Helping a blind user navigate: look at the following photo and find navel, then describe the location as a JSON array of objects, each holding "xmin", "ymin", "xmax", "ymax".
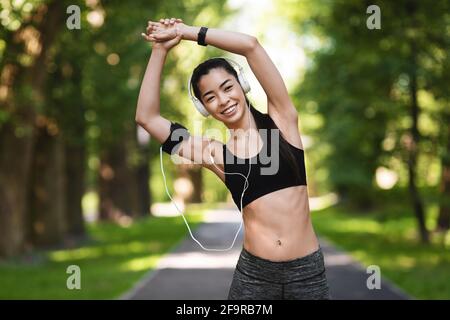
[{"xmin": 277, "ymin": 239, "xmax": 282, "ymax": 246}]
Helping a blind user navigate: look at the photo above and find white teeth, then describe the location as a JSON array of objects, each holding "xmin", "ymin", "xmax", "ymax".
[{"xmin": 222, "ymin": 104, "xmax": 236, "ymax": 115}]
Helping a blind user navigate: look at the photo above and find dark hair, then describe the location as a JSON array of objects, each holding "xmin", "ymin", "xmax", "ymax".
[{"xmin": 190, "ymin": 58, "xmax": 302, "ymax": 182}]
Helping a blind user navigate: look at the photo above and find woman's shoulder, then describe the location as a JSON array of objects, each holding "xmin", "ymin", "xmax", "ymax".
[{"xmin": 266, "ymin": 108, "xmax": 304, "ymax": 150}]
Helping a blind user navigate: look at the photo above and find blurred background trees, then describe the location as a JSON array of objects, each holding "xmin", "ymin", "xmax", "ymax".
[
  {"xmin": 0, "ymin": 0, "xmax": 229, "ymax": 257},
  {"xmin": 277, "ymin": 0, "xmax": 449, "ymax": 244},
  {"xmin": 0, "ymin": 0, "xmax": 448, "ymax": 259}
]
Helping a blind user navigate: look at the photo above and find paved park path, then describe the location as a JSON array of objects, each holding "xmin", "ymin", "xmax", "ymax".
[{"xmin": 120, "ymin": 205, "xmax": 410, "ymax": 300}]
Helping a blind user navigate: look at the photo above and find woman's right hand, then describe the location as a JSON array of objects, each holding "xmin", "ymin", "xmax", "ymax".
[{"xmin": 141, "ymin": 17, "xmax": 184, "ymax": 52}]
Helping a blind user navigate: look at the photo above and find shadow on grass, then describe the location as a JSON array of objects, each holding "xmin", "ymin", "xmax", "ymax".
[
  {"xmin": 312, "ymin": 203, "xmax": 450, "ymax": 299},
  {"xmin": 0, "ymin": 210, "xmax": 205, "ymax": 299}
]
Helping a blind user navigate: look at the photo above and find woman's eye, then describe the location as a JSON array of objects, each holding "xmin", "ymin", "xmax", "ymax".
[{"xmin": 206, "ymin": 86, "xmax": 231, "ymax": 102}]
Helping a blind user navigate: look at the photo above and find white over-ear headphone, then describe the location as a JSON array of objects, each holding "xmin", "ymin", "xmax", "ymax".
[{"xmin": 187, "ymin": 57, "xmax": 251, "ymax": 117}]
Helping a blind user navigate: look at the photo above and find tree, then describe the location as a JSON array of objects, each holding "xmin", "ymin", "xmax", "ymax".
[
  {"xmin": 0, "ymin": 0, "xmax": 67, "ymax": 256},
  {"xmin": 281, "ymin": 0, "xmax": 448, "ymax": 243}
]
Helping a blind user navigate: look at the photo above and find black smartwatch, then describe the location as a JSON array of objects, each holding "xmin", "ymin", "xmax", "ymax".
[{"xmin": 197, "ymin": 26, "xmax": 208, "ymax": 46}]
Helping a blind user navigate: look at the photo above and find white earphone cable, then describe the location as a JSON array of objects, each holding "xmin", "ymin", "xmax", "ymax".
[{"xmin": 159, "ymin": 103, "xmax": 252, "ymax": 251}]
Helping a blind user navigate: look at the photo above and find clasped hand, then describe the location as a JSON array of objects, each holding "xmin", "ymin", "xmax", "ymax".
[{"xmin": 141, "ymin": 17, "xmax": 185, "ymax": 51}]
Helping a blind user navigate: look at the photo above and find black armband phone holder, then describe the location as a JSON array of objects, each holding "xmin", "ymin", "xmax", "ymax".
[{"xmin": 161, "ymin": 122, "xmax": 190, "ymax": 155}]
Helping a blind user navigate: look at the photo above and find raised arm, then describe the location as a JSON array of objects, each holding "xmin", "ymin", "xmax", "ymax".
[
  {"xmin": 244, "ymin": 41, "xmax": 298, "ymax": 121},
  {"xmin": 180, "ymin": 25, "xmax": 257, "ymax": 57},
  {"xmin": 136, "ymin": 20, "xmax": 225, "ymax": 174},
  {"xmin": 135, "ymin": 47, "xmax": 172, "ymax": 144},
  {"xmin": 148, "ymin": 19, "xmax": 298, "ymax": 121}
]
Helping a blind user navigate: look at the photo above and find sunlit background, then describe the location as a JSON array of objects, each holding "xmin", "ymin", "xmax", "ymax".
[{"xmin": 0, "ymin": 0, "xmax": 449, "ymax": 300}]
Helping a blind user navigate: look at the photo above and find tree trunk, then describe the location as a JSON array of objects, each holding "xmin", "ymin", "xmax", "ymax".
[
  {"xmin": 65, "ymin": 140, "xmax": 86, "ymax": 237},
  {"xmin": 0, "ymin": 0, "xmax": 64, "ymax": 256},
  {"xmin": 437, "ymin": 112, "xmax": 450, "ymax": 231},
  {"xmin": 407, "ymin": 43, "xmax": 429, "ymax": 243},
  {"xmin": 0, "ymin": 118, "xmax": 35, "ymax": 257},
  {"xmin": 176, "ymin": 164, "xmax": 203, "ymax": 203},
  {"xmin": 98, "ymin": 149, "xmax": 120, "ymax": 221},
  {"xmin": 135, "ymin": 142, "xmax": 152, "ymax": 217},
  {"xmin": 187, "ymin": 167, "xmax": 203, "ymax": 203},
  {"xmin": 28, "ymin": 125, "xmax": 67, "ymax": 246},
  {"xmin": 98, "ymin": 136, "xmax": 141, "ymax": 220}
]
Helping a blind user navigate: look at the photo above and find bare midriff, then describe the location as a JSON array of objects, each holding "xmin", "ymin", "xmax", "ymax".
[{"xmin": 242, "ymin": 185, "xmax": 320, "ymax": 262}]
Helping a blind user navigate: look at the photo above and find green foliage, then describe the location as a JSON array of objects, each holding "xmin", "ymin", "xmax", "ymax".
[
  {"xmin": 312, "ymin": 196, "xmax": 450, "ymax": 299},
  {"xmin": 280, "ymin": 0, "xmax": 449, "ymax": 207},
  {"xmin": 0, "ymin": 207, "xmax": 204, "ymax": 299}
]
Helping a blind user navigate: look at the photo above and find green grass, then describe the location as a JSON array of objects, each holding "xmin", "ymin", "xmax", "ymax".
[
  {"xmin": 0, "ymin": 205, "xmax": 206, "ymax": 299},
  {"xmin": 311, "ymin": 202, "xmax": 450, "ymax": 299}
]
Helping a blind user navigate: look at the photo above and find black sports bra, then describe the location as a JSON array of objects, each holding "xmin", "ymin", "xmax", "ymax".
[{"xmin": 223, "ymin": 114, "xmax": 307, "ymax": 210}]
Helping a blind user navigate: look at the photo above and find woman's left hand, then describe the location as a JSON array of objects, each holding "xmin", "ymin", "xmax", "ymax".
[{"xmin": 144, "ymin": 17, "xmax": 185, "ymax": 42}]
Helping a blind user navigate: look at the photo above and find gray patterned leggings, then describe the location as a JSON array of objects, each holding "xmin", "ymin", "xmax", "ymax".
[{"xmin": 228, "ymin": 246, "xmax": 331, "ymax": 300}]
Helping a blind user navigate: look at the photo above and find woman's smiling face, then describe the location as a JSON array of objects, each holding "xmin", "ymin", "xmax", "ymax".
[{"xmin": 197, "ymin": 68, "xmax": 246, "ymax": 123}]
